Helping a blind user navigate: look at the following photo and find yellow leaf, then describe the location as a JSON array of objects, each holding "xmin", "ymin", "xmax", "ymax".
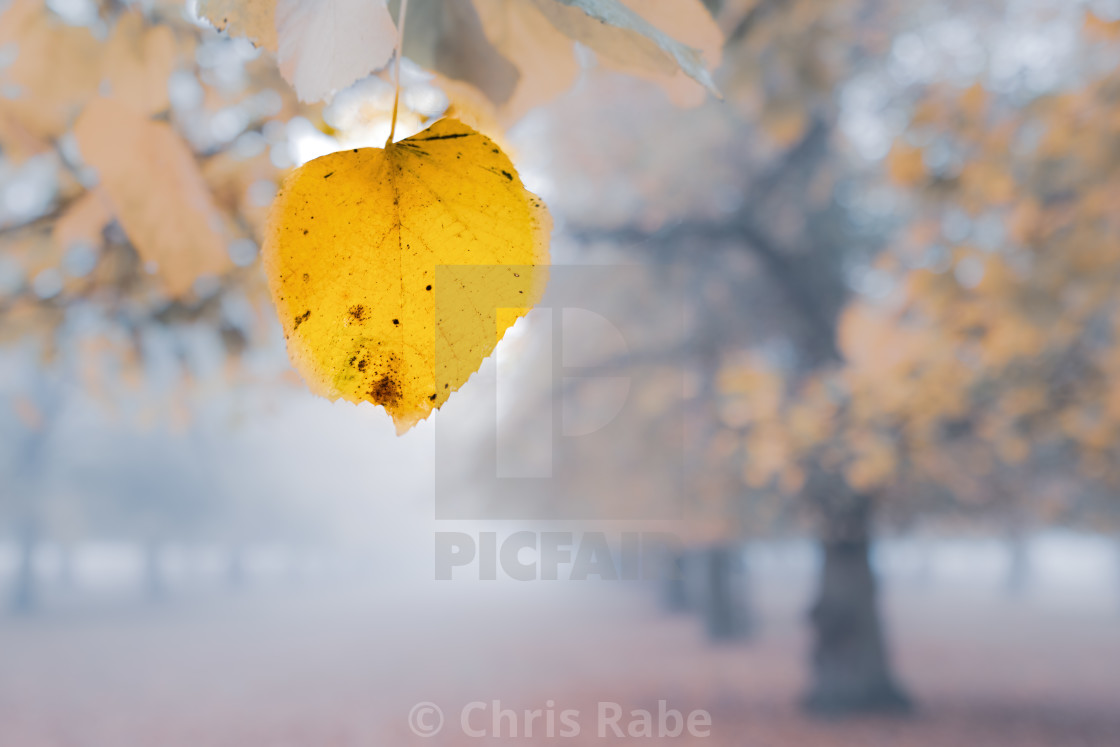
[
  {"xmin": 1084, "ymin": 10, "xmax": 1120, "ymax": 40},
  {"xmin": 843, "ymin": 431, "xmax": 896, "ymax": 492},
  {"xmin": 73, "ymin": 98, "xmax": 232, "ymax": 297},
  {"xmin": 263, "ymin": 118, "xmax": 551, "ymax": 433},
  {"xmin": 959, "ymin": 160, "xmax": 1015, "ymax": 205},
  {"xmin": 958, "ymin": 82, "xmax": 988, "ymax": 121},
  {"xmin": 886, "ymin": 142, "xmax": 925, "ymax": 186}
]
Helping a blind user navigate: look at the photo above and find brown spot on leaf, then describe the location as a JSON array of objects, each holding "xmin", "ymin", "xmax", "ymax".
[
  {"xmin": 348, "ymin": 304, "xmax": 366, "ymax": 321},
  {"xmin": 370, "ymin": 375, "xmax": 401, "ymax": 408}
]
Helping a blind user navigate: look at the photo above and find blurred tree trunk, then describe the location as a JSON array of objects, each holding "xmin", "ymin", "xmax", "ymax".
[
  {"xmin": 9, "ymin": 375, "xmax": 64, "ymax": 615},
  {"xmin": 143, "ymin": 540, "xmax": 166, "ymax": 602},
  {"xmin": 9, "ymin": 515, "xmax": 39, "ymax": 614},
  {"xmin": 703, "ymin": 543, "xmax": 752, "ymax": 641},
  {"xmin": 226, "ymin": 544, "xmax": 247, "ymax": 589},
  {"xmin": 1004, "ymin": 530, "xmax": 1030, "ymax": 596},
  {"xmin": 661, "ymin": 548, "xmax": 692, "ymax": 613},
  {"xmin": 803, "ymin": 500, "xmax": 911, "ymax": 715},
  {"xmin": 10, "ymin": 419, "xmax": 49, "ymax": 615},
  {"xmin": 1114, "ymin": 536, "xmax": 1120, "ymax": 610},
  {"xmin": 912, "ymin": 534, "xmax": 933, "ymax": 588},
  {"xmin": 57, "ymin": 542, "xmax": 77, "ymax": 591}
]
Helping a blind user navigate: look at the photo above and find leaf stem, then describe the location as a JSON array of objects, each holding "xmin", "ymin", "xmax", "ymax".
[{"xmin": 386, "ymin": 0, "xmax": 409, "ymax": 146}]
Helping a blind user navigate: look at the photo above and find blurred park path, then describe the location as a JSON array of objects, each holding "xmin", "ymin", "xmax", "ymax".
[{"xmin": 1, "ymin": 558, "xmax": 1118, "ymax": 747}]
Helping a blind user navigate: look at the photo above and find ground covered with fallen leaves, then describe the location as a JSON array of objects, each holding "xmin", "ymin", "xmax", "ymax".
[{"xmin": 1, "ymin": 567, "xmax": 1117, "ymax": 746}]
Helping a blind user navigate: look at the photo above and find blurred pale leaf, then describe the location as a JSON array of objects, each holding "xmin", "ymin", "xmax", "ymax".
[
  {"xmin": 597, "ymin": 0, "xmax": 723, "ymax": 107},
  {"xmin": 276, "ymin": 0, "xmax": 398, "ymax": 102},
  {"xmin": 197, "ymin": 0, "xmax": 397, "ymax": 102},
  {"xmin": 102, "ymin": 11, "xmax": 180, "ymax": 116},
  {"xmin": 0, "ymin": 102, "xmax": 49, "ymax": 164},
  {"xmin": 472, "ymin": 0, "xmax": 720, "ymax": 122},
  {"xmin": 73, "ymin": 98, "xmax": 231, "ymax": 297},
  {"xmin": 472, "ymin": 0, "xmax": 582, "ymax": 122},
  {"xmin": 533, "ymin": 0, "xmax": 720, "ymax": 95},
  {"xmin": 0, "ymin": 0, "xmax": 102, "ymax": 136},
  {"xmin": 196, "ymin": 0, "xmax": 279, "ymax": 51},
  {"xmin": 52, "ymin": 189, "xmax": 112, "ymax": 253}
]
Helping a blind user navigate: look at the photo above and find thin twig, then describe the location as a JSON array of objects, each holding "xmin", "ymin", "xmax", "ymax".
[{"xmin": 386, "ymin": 0, "xmax": 410, "ymax": 146}]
